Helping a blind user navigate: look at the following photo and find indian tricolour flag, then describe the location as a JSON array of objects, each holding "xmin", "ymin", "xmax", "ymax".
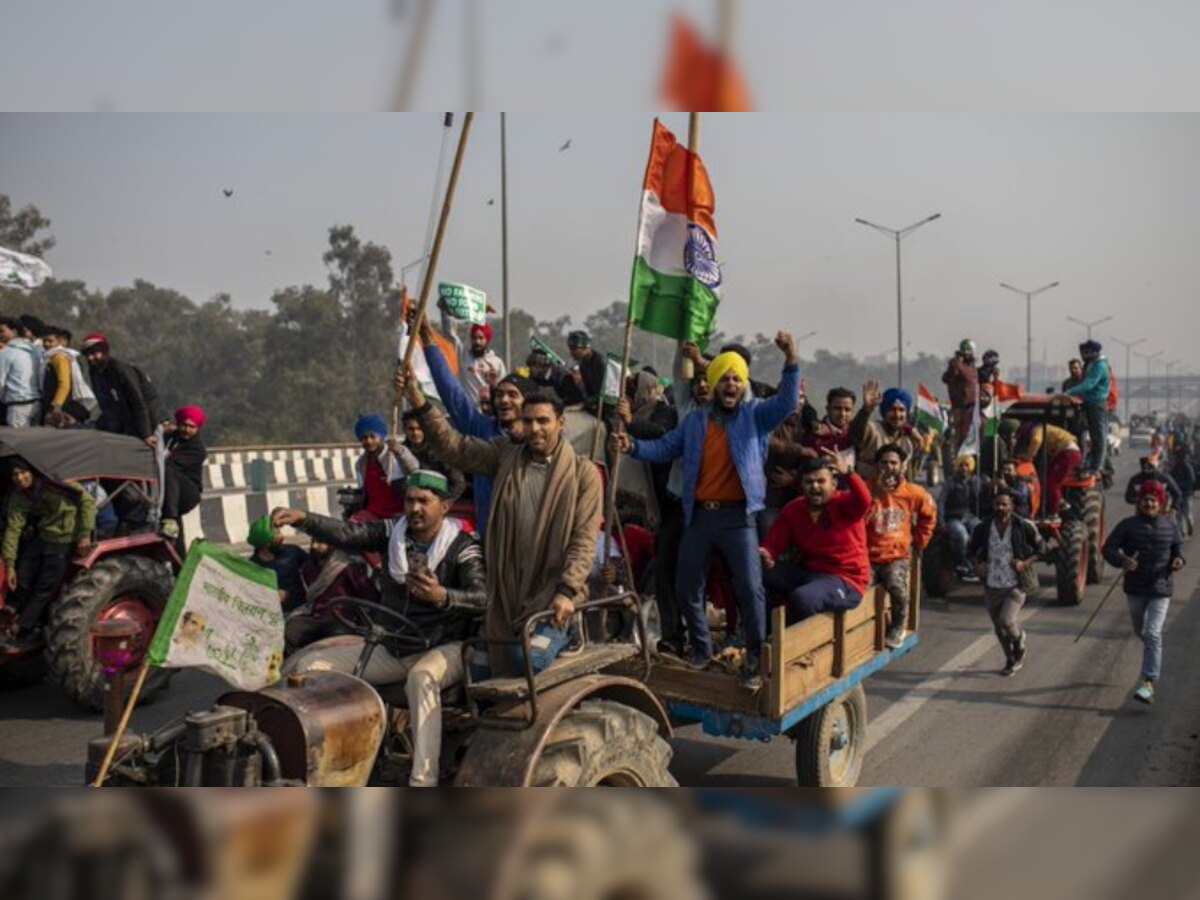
[
  {"xmin": 628, "ymin": 119, "xmax": 721, "ymax": 348},
  {"xmin": 916, "ymin": 384, "xmax": 946, "ymax": 434}
]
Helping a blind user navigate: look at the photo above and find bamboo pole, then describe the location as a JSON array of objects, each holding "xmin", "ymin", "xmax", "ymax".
[
  {"xmin": 395, "ymin": 112, "xmax": 475, "ymax": 411},
  {"xmin": 91, "ymin": 659, "xmax": 152, "ymax": 787},
  {"xmin": 391, "ymin": 0, "xmax": 437, "ymax": 111}
]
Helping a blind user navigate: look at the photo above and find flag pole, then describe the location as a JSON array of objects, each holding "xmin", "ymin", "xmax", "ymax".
[
  {"xmin": 680, "ymin": 112, "xmax": 701, "ymax": 383},
  {"xmin": 90, "ymin": 658, "xmax": 152, "ymax": 787},
  {"xmin": 396, "ymin": 112, "xmax": 475, "ymax": 411},
  {"xmin": 500, "ymin": 112, "xmax": 511, "ymax": 370}
]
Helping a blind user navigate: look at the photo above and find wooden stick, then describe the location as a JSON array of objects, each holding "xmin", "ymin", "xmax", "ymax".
[
  {"xmin": 91, "ymin": 658, "xmax": 152, "ymax": 787},
  {"xmin": 1074, "ymin": 558, "xmax": 1134, "ymax": 643},
  {"xmin": 679, "ymin": 112, "xmax": 702, "ymax": 382},
  {"xmin": 394, "ymin": 112, "xmax": 475, "ymax": 423}
]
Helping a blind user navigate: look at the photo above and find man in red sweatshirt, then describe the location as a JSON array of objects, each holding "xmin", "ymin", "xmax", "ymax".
[{"xmin": 759, "ymin": 450, "xmax": 872, "ymax": 622}]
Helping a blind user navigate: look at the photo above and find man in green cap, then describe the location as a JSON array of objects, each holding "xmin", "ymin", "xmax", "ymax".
[
  {"xmin": 273, "ymin": 469, "xmax": 486, "ymax": 787},
  {"xmin": 247, "ymin": 515, "xmax": 308, "ymax": 612},
  {"xmin": 942, "ymin": 338, "xmax": 980, "ymax": 452}
]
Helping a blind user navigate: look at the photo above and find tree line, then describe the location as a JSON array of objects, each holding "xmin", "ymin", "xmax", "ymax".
[{"xmin": 1, "ymin": 196, "xmax": 952, "ymax": 446}]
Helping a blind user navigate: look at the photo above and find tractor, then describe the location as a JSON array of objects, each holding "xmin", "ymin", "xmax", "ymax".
[{"xmin": 0, "ymin": 427, "xmax": 181, "ymax": 708}]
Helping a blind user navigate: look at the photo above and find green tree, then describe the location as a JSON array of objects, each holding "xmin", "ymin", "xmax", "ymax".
[{"xmin": 0, "ymin": 194, "xmax": 55, "ymax": 257}]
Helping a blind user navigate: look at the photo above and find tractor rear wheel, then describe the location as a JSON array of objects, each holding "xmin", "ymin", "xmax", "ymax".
[
  {"xmin": 1082, "ymin": 489, "xmax": 1106, "ymax": 585},
  {"xmin": 528, "ymin": 699, "xmax": 677, "ymax": 787},
  {"xmin": 793, "ymin": 685, "xmax": 867, "ymax": 787},
  {"xmin": 1055, "ymin": 521, "xmax": 1088, "ymax": 606},
  {"xmin": 46, "ymin": 556, "xmax": 176, "ymax": 711}
]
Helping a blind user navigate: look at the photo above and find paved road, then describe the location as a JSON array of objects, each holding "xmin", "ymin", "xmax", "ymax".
[{"xmin": 2, "ymin": 452, "xmax": 1197, "ymax": 786}]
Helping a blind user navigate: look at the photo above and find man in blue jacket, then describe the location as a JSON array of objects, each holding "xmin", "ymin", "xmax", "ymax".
[
  {"xmin": 612, "ymin": 332, "xmax": 801, "ymax": 690},
  {"xmin": 1102, "ymin": 479, "xmax": 1186, "ymax": 706},
  {"xmin": 1062, "ymin": 340, "xmax": 1112, "ymax": 477}
]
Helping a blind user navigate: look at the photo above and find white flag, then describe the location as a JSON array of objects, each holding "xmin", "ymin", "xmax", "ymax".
[
  {"xmin": 148, "ymin": 543, "xmax": 285, "ymax": 690},
  {"xmin": 602, "ymin": 354, "xmax": 626, "ymax": 405},
  {"xmin": 0, "ymin": 245, "xmax": 53, "ymax": 291}
]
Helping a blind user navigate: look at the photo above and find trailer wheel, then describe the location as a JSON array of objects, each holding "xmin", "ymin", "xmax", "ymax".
[
  {"xmin": 1055, "ymin": 521, "xmax": 1088, "ymax": 607},
  {"xmin": 866, "ymin": 789, "xmax": 949, "ymax": 900},
  {"xmin": 793, "ymin": 685, "xmax": 867, "ymax": 787},
  {"xmin": 528, "ymin": 699, "xmax": 677, "ymax": 787},
  {"xmin": 1082, "ymin": 489, "xmax": 1105, "ymax": 585}
]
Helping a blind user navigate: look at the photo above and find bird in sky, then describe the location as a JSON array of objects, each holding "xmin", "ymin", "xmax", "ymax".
[
  {"xmin": 487, "ymin": 198, "xmax": 495, "ymax": 206},
  {"xmin": 222, "ymin": 188, "xmax": 234, "ymax": 198},
  {"xmin": 558, "ymin": 139, "xmax": 572, "ymax": 152},
  {"xmin": 265, "ymin": 250, "xmax": 272, "ymax": 256}
]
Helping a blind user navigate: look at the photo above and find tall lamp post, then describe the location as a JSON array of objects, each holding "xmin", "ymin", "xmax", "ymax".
[
  {"xmin": 854, "ymin": 212, "xmax": 941, "ymax": 389},
  {"xmin": 1067, "ymin": 315, "xmax": 1114, "ymax": 341},
  {"xmin": 1109, "ymin": 336, "xmax": 1146, "ymax": 425},
  {"xmin": 1164, "ymin": 360, "xmax": 1178, "ymax": 415},
  {"xmin": 1135, "ymin": 349, "xmax": 1163, "ymax": 414},
  {"xmin": 999, "ymin": 280, "xmax": 1060, "ymax": 391}
]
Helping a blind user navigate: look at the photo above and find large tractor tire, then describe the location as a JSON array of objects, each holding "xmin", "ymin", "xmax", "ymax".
[
  {"xmin": 46, "ymin": 556, "xmax": 176, "ymax": 711},
  {"xmin": 793, "ymin": 684, "xmax": 867, "ymax": 787},
  {"xmin": 1082, "ymin": 489, "xmax": 1106, "ymax": 585},
  {"xmin": 528, "ymin": 699, "xmax": 677, "ymax": 787},
  {"xmin": 1055, "ymin": 521, "xmax": 1088, "ymax": 607},
  {"xmin": 921, "ymin": 534, "xmax": 956, "ymax": 599}
]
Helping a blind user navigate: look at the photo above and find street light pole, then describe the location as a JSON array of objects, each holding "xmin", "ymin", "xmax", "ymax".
[
  {"xmin": 1136, "ymin": 350, "xmax": 1163, "ymax": 414},
  {"xmin": 1066, "ymin": 315, "xmax": 1114, "ymax": 341},
  {"xmin": 1000, "ymin": 280, "xmax": 1060, "ymax": 391},
  {"xmin": 1165, "ymin": 360, "xmax": 1178, "ymax": 415},
  {"xmin": 855, "ymin": 212, "xmax": 941, "ymax": 390},
  {"xmin": 1109, "ymin": 336, "xmax": 1146, "ymax": 425}
]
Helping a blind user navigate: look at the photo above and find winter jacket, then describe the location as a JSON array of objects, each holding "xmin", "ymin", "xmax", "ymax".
[
  {"xmin": 89, "ymin": 357, "xmax": 153, "ymax": 439},
  {"xmin": 1169, "ymin": 460, "xmax": 1196, "ymax": 496},
  {"xmin": 165, "ymin": 434, "xmax": 207, "ymax": 493},
  {"xmin": 42, "ymin": 346, "xmax": 97, "ymax": 420},
  {"xmin": 967, "ymin": 515, "xmax": 1045, "ymax": 564},
  {"xmin": 849, "ymin": 411, "xmax": 922, "ymax": 482},
  {"xmin": 630, "ymin": 362, "xmax": 802, "ymax": 526},
  {"xmin": 0, "ymin": 337, "xmax": 43, "ymax": 405},
  {"xmin": 1065, "ymin": 357, "xmax": 1112, "ymax": 408},
  {"xmin": 3, "ymin": 480, "xmax": 98, "ymax": 566},
  {"xmin": 761, "ymin": 472, "xmax": 872, "ymax": 596},
  {"xmin": 938, "ymin": 474, "xmax": 990, "ymax": 522},
  {"xmin": 300, "ymin": 512, "xmax": 487, "ymax": 647},
  {"xmin": 1124, "ymin": 472, "xmax": 1183, "ymax": 509},
  {"xmin": 866, "ymin": 479, "xmax": 938, "ymax": 565},
  {"xmin": 942, "ymin": 356, "xmax": 979, "ymax": 407},
  {"xmin": 1103, "ymin": 514, "xmax": 1184, "ymax": 598}
]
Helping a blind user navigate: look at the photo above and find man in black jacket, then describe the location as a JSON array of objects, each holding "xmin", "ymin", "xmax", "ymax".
[
  {"xmin": 1124, "ymin": 457, "xmax": 1183, "ymax": 510},
  {"xmin": 274, "ymin": 470, "xmax": 486, "ymax": 786},
  {"xmin": 80, "ymin": 333, "xmax": 158, "ymax": 444},
  {"xmin": 1102, "ymin": 480, "xmax": 1185, "ymax": 706},
  {"xmin": 968, "ymin": 489, "xmax": 1045, "ymax": 676},
  {"xmin": 159, "ymin": 406, "xmax": 208, "ymax": 542}
]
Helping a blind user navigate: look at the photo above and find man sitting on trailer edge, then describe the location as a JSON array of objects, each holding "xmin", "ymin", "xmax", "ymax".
[
  {"xmin": 274, "ymin": 469, "xmax": 487, "ymax": 787},
  {"xmin": 759, "ymin": 452, "xmax": 872, "ymax": 625},
  {"xmin": 611, "ymin": 333, "xmax": 801, "ymax": 692}
]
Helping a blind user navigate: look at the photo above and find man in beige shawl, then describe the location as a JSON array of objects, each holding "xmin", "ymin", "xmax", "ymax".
[{"xmin": 403, "ymin": 374, "xmax": 603, "ymax": 675}]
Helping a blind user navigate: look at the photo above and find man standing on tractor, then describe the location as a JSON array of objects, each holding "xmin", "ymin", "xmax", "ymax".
[
  {"xmin": 159, "ymin": 406, "xmax": 208, "ymax": 542},
  {"xmin": 865, "ymin": 444, "xmax": 937, "ymax": 649},
  {"xmin": 1062, "ymin": 358, "xmax": 1084, "ymax": 393},
  {"xmin": 1014, "ymin": 420, "xmax": 1083, "ymax": 519},
  {"xmin": 406, "ymin": 376, "xmax": 603, "ymax": 678},
  {"xmin": 968, "ymin": 488, "xmax": 1045, "ymax": 676},
  {"xmin": 1061, "ymin": 340, "xmax": 1112, "ymax": 478},
  {"xmin": 1102, "ymin": 480, "xmax": 1186, "ymax": 705},
  {"xmin": 0, "ymin": 316, "xmax": 44, "ymax": 427},
  {"xmin": 0, "ymin": 459, "xmax": 96, "ymax": 653},
  {"xmin": 850, "ymin": 382, "xmax": 922, "ymax": 482},
  {"xmin": 942, "ymin": 339, "xmax": 979, "ymax": 450},
  {"xmin": 276, "ymin": 469, "xmax": 487, "ymax": 786},
  {"xmin": 611, "ymin": 334, "xmax": 801, "ymax": 690}
]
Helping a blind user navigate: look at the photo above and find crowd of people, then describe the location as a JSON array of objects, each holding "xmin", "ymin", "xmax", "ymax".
[
  {"xmin": 247, "ymin": 311, "xmax": 1191, "ymax": 785},
  {"xmin": 0, "ymin": 314, "xmax": 208, "ymax": 652}
]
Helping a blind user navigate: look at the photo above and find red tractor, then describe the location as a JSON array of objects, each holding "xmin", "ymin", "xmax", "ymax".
[{"xmin": 0, "ymin": 427, "xmax": 181, "ymax": 708}]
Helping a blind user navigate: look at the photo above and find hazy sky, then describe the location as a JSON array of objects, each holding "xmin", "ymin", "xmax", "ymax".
[
  {"xmin": 4, "ymin": 1, "xmax": 1200, "ymax": 111},
  {"xmin": 3, "ymin": 113, "xmax": 1199, "ymax": 377}
]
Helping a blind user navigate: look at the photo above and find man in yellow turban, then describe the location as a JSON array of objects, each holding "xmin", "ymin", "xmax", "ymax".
[{"xmin": 612, "ymin": 332, "xmax": 801, "ymax": 692}]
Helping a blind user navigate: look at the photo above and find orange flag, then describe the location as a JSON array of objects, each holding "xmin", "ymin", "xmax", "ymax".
[{"xmin": 660, "ymin": 14, "xmax": 753, "ymax": 112}]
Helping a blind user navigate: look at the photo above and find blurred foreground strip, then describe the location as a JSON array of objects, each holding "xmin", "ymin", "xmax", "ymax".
[{"xmin": 1, "ymin": 789, "xmax": 1198, "ymax": 900}]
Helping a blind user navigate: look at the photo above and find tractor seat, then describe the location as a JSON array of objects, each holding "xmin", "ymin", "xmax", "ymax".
[{"xmin": 467, "ymin": 643, "xmax": 639, "ymax": 703}]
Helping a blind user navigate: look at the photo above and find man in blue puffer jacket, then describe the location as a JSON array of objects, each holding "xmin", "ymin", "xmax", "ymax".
[{"xmin": 612, "ymin": 332, "xmax": 801, "ymax": 691}]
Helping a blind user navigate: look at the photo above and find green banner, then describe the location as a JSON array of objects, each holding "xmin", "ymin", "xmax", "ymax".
[{"xmin": 438, "ymin": 282, "xmax": 488, "ymax": 325}]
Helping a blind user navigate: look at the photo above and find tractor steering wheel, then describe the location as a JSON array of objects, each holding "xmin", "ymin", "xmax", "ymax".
[{"xmin": 328, "ymin": 597, "xmax": 430, "ymax": 654}]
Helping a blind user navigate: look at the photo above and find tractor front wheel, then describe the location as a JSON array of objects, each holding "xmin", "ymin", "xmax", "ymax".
[{"xmin": 527, "ymin": 699, "xmax": 677, "ymax": 787}]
